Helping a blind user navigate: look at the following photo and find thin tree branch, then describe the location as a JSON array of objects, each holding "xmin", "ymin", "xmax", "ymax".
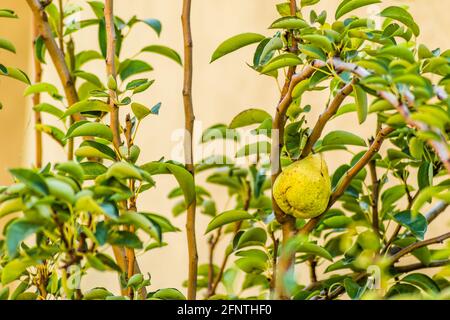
[
  {"xmin": 300, "ymin": 126, "xmax": 395, "ymax": 234},
  {"xmin": 300, "ymin": 79, "xmax": 355, "ymax": 158},
  {"xmin": 331, "ymin": 57, "xmax": 450, "ymax": 176},
  {"xmin": 390, "ymin": 232, "xmax": 450, "ymax": 264},
  {"xmin": 425, "ymin": 201, "xmax": 448, "ymax": 224},
  {"xmin": 182, "ymin": 0, "xmax": 198, "ymax": 300},
  {"xmin": 394, "ymin": 259, "xmax": 450, "ymax": 273},
  {"xmin": 32, "ymin": 19, "xmax": 43, "ymax": 168},
  {"xmin": 57, "ymin": 0, "xmax": 65, "ymax": 56},
  {"xmin": 26, "ymin": 0, "xmax": 80, "ymax": 114},
  {"xmin": 368, "ymin": 143, "xmax": 380, "ymax": 236},
  {"xmin": 105, "ymin": 0, "xmax": 121, "ymax": 151}
]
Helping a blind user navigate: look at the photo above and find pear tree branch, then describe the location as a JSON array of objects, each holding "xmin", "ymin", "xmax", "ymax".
[
  {"xmin": 25, "ymin": 0, "xmax": 80, "ymax": 114},
  {"xmin": 300, "ymin": 79, "xmax": 356, "ymax": 158},
  {"xmin": 300, "ymin": 126, "xmax": 395, "ymax": 234},
  {"xmin": 182, "ymin": 0, "xmax": 199, "ymax": 300},
  {"xmin": 32, "ymin": 18, "xmax": 43, "ymax": 168}
]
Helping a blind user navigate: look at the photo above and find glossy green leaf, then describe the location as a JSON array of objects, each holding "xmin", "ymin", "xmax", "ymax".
[
  {"xmin": 0, "ymin": 38, "xmax": 16, "ymax": 53},
  {"xmin": 63, "ymin": 100, "xmax": 110, "ymax": 118},
  {"xmin": 205, "ymin": 210, "xmax": 252, "ymax": 234},
  {"xmin": 335, "ymin": 0, "xmax": 381, "ymax": 20},
  {"xmin": 322, "ymin": 130, "xmax": 367, "ymax": 147},
  {"xmin": 9, "ymin": 168, "xmax": 48, "ymax": 195},
  {"xmin": 380, "ymin": 6, "xmax": 420, "ymax": 36},
  {"xmin": 141, "ymin": 45, "xmax": 182, "ymax": 65},
  {"xmin": 66, "ymin": 122, "xmax": 113, "ymax": 141},
  {"xmin": 269, "ymin": 16, "xmax": 309, "ymax": 29},
  {"xmin": 392, "ymin": 210, "xmax": 427, "ymax": 240},
  {"xmin": 118, "ymin": 59, "xmax": 153, "ymax": 81},
  {"xmin": 211, "ymin": 33, "xmax": 265, "ymax": 63},
  {"xmin": 261, "ymin": 53, "xmax": 302, "ymax": 74},
  {"xmin": 6, "ymin": 219, "xmax": 42, "ymax": 257},
  {"xmin": 354, "ymin": 84, "xmax": 368, "ymax": 124},
  {"xmin": 229, "ymin": 108, "xmax": 271, "ymax": 129}
]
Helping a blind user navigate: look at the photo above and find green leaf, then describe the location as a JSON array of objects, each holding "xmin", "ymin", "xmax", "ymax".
[
  {"xmin": 269, "ymin": 16, "xmax": 309, "ymax": 29},
  {"xmin": 35, "ymin": 125, "xmax": 66, "ymax": 147},
  {"xmin": 0, "ymin": 38, "xmax": 16, "ymax": 53},
  {"xmin": 235, "ymin": 228, "xmax": 267, "ymax": 249},
  {"xmin": 108, "ymin": 230, "xmax": 142, "ymax": 249},
  {"xmin": 298, "ymin": 44, "xmax": 326, "ymax": 61},
  {"xmin": 6, "ymin": 219, "xmax": 42, "ymax": 257},
  {"xmin": 119, "ymin": 212, "xmax": 160, "ymax": 241},
  {"xmin": 335, "ymin": 0, "xmax": 381, "ymax": 20},
  {"xmin": 211, "ymin": 33, "xmax": 265, "ymax": 63},
  {"xmin": 46, "ymin": 177, "xmax": 75, "ymax": 204},
  {"xmin": 323, "ymin": 216, "xmax": 352, "ymax": 228},
  {"xmin": 261, "ymin": 53, "xmax": 302, "ymax": 74},
  {"xmin": 392, "ymin": 210, "xmax": 427, "ymax": 240},
  {"xmin": 66, "ymin": 122, "xmax": 113, "ymax": 141},
  {"xmin": 378, "ymin": 45, "xmax": 415, "ymax": 64},
  {"xmin": 78, "ymin": 140, "xmax": 116, "ymax": 161},
  {"xmin": 55, "ymin": 161, "xmax": 84, "ymax": 183},
  {"xmin": 0, "ymin": 198, "xmax": 24, "ymax": 218},
  {"xmin": 0, "ymin": 67, "xmax": 30, "ymax": 84},
  {"xmin": 402, "ymin": 273, "xmax": 440, "ymax": 294},
  {"xmin": 33, "ymin": 103, "xmax": 64, "ymax": 119},
  {"xmin": 75, "ymin": 50, "xmax": 103, "ymax": 69},
  {"xmin": 141, "ymin": 45, "xmax": 182, "ymax": 65},
  {"xmin": 141, "ymin": 18, "xmax": 162, "ymax": 37},
  {"xmin": 235, "ymin": 141, "xmax": 271, "ymax": 158},
  {"xmin": 295, "ymin": 241, "xmax": 333, "ymax": 261},
  {"xmin": 141, "ymin": 162, "xmax": 195, "ymax": 205},
  {"xmin": 107, "ymin": 162, "xmax": 143, "ymax": 180},
  {"xmin": 151, "ymin": 288, "xmax": 186, "ymax": 300},
  {"xmin": 205, "ymin": 210, "xmax": 252, "ymax": 234},
  {"xmin": 131, "ymin": 102, "xmax": 151, "ymax": 120},
  {"xmin": 344, "ymin": 278, "xmax": 364, "ymax": 299},
  {"xmin": 380, "ymin": 6, "xmax": 420, "ymax": 36},
  {"xmin": 81, "ymin": 162, "xmax": 108, "ymax": 180},
  {"xmin": 9, "ymin": 168, "xmax": 48, "ymax": 195},
  {"xmin": 354, "ymin": 84, "xmax": 368, "ymax": 124},
  {"xmin": 0, "ymin": 9, "xmax": 18, "ymax": 18},
  {"xmin": 229, "ymin": 108, "xmax": 271, "ymax": 129},
  {"xmin": 83, "ymin": 288, "xmax": 113, "ymax": 300},
  {"xmin": 302, "ymin": 34, "xmax": 333, "ymax": 52},
  {"xmin": 1, "ymin": 258, "xmax": 36, "ymax": 285},
  {"xmin": 63, "ymin": 100, "xmax": 110, "ymax": 118},
  {"xmin": 322, "ymin": 130, "xmax": 367, "ymax": 147},
  {"xmin": 118, "ymin": 59, "xmax": 153, "ymax": 81},
  {"xmin": 24, "ymin": 82, "xmax": 59, "ymax": 97},
  {"xmin": 74, "ymin": 71, "xmax": 104, "ymax": 89}
]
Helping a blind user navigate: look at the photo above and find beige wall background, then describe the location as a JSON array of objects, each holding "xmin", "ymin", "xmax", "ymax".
[{"xmin": 1, "ymin": 0, "xmax": 449, "ymax": 296}]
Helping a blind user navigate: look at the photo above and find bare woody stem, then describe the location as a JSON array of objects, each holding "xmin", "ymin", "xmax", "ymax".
[
  {"xmin": 104, "ymin": 0, "xmax": 121, "ymax": 151},
  {"xmin": 300, "ymin": 79, "xmax": 356, "ymax": 158},
  {"xmin": 26, "ymin": 0, "xmax": 80, "ymax": 114},
  {"xmin": 394, "ymin": 259, "xmax": 450, "ymax": 273},
  {"xmin": 390, "ymin": 232, "xmax": 450, "ymax": 264},
  {"xmin": 182, "ymin": 0, "xmax": 198, "ymax": 300},
  {"xmin": 300, "ymin": 126, "xmax": 395, "ymax": 235},
  {"xmin": 32, "ymin": 19, "xmax": 43, "ymax": 168}
]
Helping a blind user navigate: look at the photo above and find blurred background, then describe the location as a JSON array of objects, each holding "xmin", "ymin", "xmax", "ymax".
[{"xmin": 0, "ymin": 0, "xmax": 449, "ymax": 296}]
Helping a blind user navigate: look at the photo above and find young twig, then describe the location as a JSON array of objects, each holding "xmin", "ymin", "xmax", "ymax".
[
  {"xmin": 394, "ymin": 259, "xmax": 450, "ymax": 273},
  {"xmin": 300, "ymin": 79, "xmax": 356, "ymax": 158},
  {"xmin": 32, "ymin": 19, "xmax": 43, "ymax": 168},
  {"xmin": 300, "ymin": 126, "xmax": 395, "ymax": 235},
  {"xmin": 390, "ymin": 232, "xmax": 450, "ymax": 264},
  {"xmin": 26, "ymin": 0, "xmax": 80, "ymax": 113},
  {"xmin": 104, "ymin": 0, "xmax": 121, "ymax": 151},
  {"xmin": 182, "ymin": 0, "xmax": 199, "ymax": 300}
]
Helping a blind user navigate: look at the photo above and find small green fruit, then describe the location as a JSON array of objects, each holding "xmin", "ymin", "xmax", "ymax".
[{"xmin": 273, "ymin": 153, "xmax": 331, "ymax": 219}]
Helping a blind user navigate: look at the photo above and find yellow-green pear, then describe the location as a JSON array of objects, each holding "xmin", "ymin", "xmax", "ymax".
[{"xmin": 273, "ymin": 153, "xmax": 331, "ymax": 219}]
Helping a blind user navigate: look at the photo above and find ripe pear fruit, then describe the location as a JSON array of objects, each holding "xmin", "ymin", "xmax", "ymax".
[{"xmin": 273, "ymin": 153, "xmax": 331, "ymax": 219}]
